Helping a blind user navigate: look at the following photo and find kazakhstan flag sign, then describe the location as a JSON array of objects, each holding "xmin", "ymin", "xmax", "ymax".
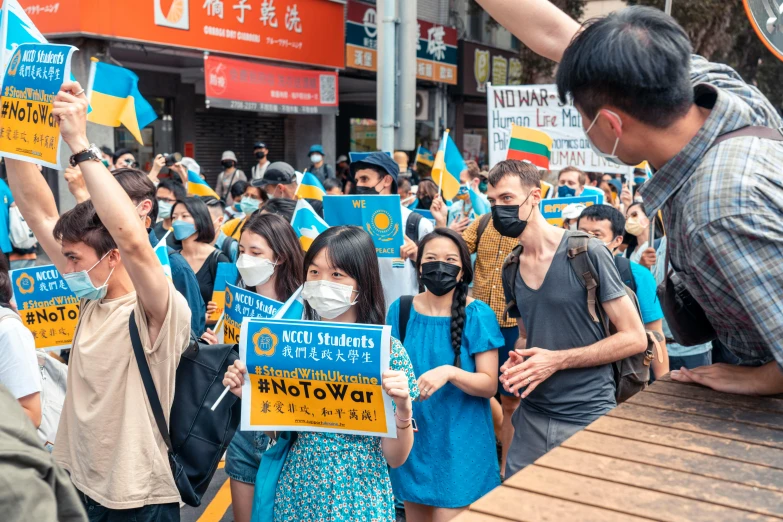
[{"xmin": 323, "ymin": 195, "xmax": 403, "ymax": 258}]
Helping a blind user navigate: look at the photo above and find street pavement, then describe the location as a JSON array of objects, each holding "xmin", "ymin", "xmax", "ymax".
[{"xmin": 180, "ymin": 463, "xmax": 234, "ymax": 522}]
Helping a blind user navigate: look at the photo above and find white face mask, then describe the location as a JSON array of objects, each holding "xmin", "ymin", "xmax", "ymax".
[
  {"xmin": 310, "ymin": 153, "xmax": 323, "ymax": 164},
  {"xmin": 302, "ymin": 280, "xmax": 358, "ymax": 320},
  {"xmin": 585, "ymin": 110, "xmax": 631, "ymax": 167},
  {"xmin": 236, "ymin": 254, "xmax": 277, "ymax": 287}
]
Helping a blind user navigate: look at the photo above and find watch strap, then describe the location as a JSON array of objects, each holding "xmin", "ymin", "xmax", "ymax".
[{"xmin": 70, "ymin": 145, "xmax": 99, "ymax": 167}]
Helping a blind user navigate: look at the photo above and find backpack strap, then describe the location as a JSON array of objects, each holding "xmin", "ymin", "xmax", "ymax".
[
  {"xmin": 129, "ymin": 311, "xmax": 174, "ymax": 454},
  {"xmin": 406, "ymin": 212, "xmax": 422, "ymax": 243},
  {"xmin": 475, "ymin": 213, "xmax": 492, "ymax": 247},
  {"xmin": 708, "ymin": 125, "xmax": 783, "ymax": 149},
  {"xmin": 613, "ymin": 255, "xmax": 636, "ymax": 295},
  {"xmin": 566, "ymin": 233, "xmax": 602, "ymax": 325},
  {"xmin": 398, "ymin": 295, "xmax": 414, "ymax": 344}
]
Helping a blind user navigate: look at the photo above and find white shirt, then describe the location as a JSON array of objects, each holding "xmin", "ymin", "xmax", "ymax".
[
  {"xmin": 251, "ymin": 161, "xmax": 270, "ymax": 180},
  {"xmin": 378, "ymin": 205, "xmax": 434, "ymax": 311},
  {"xmin": 0, "ymin": 308, "xmax": 40, "ymax": 399}
]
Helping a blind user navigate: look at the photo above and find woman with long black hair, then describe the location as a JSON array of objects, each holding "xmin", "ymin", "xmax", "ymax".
[{"xmin": 387, "ymin": 228, "xmax": 504, "ymax": 522}]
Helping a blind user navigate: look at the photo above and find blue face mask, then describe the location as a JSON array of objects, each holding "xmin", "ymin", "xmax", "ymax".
[
  {"xmin": 558, "ymin": 185, "xmax": 576, "ymax": 198},
  {"xmin": 172, "ymin": 220, "xmax": 198, "ymax": 241},
  {"xmin": 158, "ymin": 200, "xmax": 173, "ymax": 219},
  {"xmin": 63, "ymin": 250, "xmax": 114, "ymax": 301},
  {"xmin": 240, "ymin": 196, "xmax": 261, "ymax": 215}
]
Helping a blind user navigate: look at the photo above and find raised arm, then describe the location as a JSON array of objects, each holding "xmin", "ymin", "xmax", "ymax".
[
  {"xmin": 53, "ymin": 81, "xmax": 170, "ymax": 330},
  {"xmin": 475, "ymin": 0, "xmax": 580, "ymax": 63},
  {"xmin": 5, "ymin": 159, "xmax": 67, "ymax": 273}
]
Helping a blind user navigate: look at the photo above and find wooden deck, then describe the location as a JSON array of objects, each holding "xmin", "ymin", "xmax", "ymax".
[{"xmin": 454, "ymin": 376, "xmax": 783, "ymax": 522}]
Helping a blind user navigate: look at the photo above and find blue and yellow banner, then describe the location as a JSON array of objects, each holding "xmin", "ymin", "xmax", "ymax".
[
  {"xmin": 0, "ymin": 43, "xmax": 75, "ymax": 168},
  {"xmin": 540, "ymin": 195, "xmax": 601, "ymax": 227},
  {"xmin": 187, "ymin": 169, "xmax": 219, "ymax": 199},
  {"xmin": 295, "ymin": 171, "xmax": 326, "ymax": 201},
  {"xmin": 208, "ymin": 262, "xmax": 238, "ymax": 326},
  {"xmin": 323, "ymin": 195, "xmax": 403, "ymax": 258},
  {"xmin": 10, "ymin": 264, "xmax": 79, "ymax": 351},
  {"xmin": 87, "ymin": 58, "xmax": 156, "ymax": 145},
  {"xmin": 291, "ymin": 198, "xmax": 329, "ymax": 252},
  {"xmin": 431, "ymin": 130, "xmax": 466, "ymax": 201},
  {"xmin": 240, "ymin": 318, "xmax": 394, "ymax": 437},
  {"xmin": 224, "ymin": 283, "xmax": 282, "ymax": 346}
]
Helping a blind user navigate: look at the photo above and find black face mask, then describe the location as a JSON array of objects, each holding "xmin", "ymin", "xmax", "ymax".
[
  {"xmin": 417, "ymin": 196, "xmax": 433, "ymax": 210},
  {"xmin": 420, "ymin": 261, "xmax": 461, "ymax": 297},
  {"xmin": 221, "ymin": 161, "xmax": 234, "ymax": 169},
  {"xmin": 353, "ymin": 185, "xmax": 379, "ymax": 196},
  {"xmin": 255, "ymin": 152, "xmax": 266, "ymax": 160},
  {"xmin": 491, "ymin": 192, "xmax": 534, "ymax": 239}
]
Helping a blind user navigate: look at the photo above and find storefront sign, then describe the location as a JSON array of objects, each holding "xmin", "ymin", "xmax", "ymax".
[
  {"xmin": 460, "ymin": 41, "xmax": 522, "ymax": 97},
  {"xmin": 240, "ymin": 318, "xmax": 395, "ymax": 437},
  {"xmin": 487, "ymin": 83, "xmax": 628, "ymax": 173},
  {"xmin": 345, "ymin": 0, "xmax": 457, "ymax": 85},
  {"xmin": 205, "ymin": 54, "xmax": 338, "ymax": 114},
  {"xmin": 23, "ymin": 0, "xmax": 345, "ymax": 69}
]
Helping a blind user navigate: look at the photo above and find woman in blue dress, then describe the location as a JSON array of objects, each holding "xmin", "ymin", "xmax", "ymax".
[
  {"xmin": 387, "ymin": 228, "xmax": 504, "ymax": 521},
  {"xmin": 223, "ymin": 226, "xmax": 418, "ymax": 521}
]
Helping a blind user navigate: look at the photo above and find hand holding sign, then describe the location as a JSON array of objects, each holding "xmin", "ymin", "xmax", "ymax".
[
  {"xmin": 223, "ymin": 359, "xmax": 247, "ymax": 399},
  {"xmin": 53, "ymin": 80, "xmax": 90, "ymax": 152}
]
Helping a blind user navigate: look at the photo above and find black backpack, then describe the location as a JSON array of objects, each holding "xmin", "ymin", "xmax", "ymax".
[
  {"xmin": 129, "ymin": 313, "xmax": 241, "ymax": 507},
  {"xmin": 500, "ymin": 231, "xmax": 659, "ymax": 403},
  {"xmin": 220, "ymin": 235, "xmax": 238, "ymax": 263},
  {"xmin": 406, "ymin": 211, "xmax": 423, "ymax": 243}
]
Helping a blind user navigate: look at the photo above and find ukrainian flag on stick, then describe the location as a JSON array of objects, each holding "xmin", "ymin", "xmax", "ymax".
[
  {"xmin": 295, "ymin": 171, "xmax": 326, "ymax": 201},
  {"xmin": 431, "ymin": 130, "xmax": 466, "ymax": 201},
  {"xmin": 414, "ymin": 145, "xmax": 434, "ymax": 167},
  {"xmin": 153, "ymin": 232, "xmax": 173, "ymax": 281},
  {"xmin": 86, "ymin": 58, "xmax": 157, "ymax": 145},
  {"xmin": 187, "ymin": 170, "xmax": 220, "ymax": 199},
  {"xmin": 507, "ymin": 125, "xmax": 553, "ymax": 169},
  {"xmin": 291, "ymin": 198, "xmax": 329, "ymax": 251}
]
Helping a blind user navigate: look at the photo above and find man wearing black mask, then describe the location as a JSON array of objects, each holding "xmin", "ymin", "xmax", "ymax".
[
  {"xmin": 488, "ymin": 159, "xmax": 646, "ymax": 477},
  {"xmin": 251, "ymin": 141, "xmax": 270, "ymax": 181}
]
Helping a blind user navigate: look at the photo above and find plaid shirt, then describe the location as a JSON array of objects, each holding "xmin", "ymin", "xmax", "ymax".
[
  {"xmin": 639, "ymin": 56, "xmax": 783, "ymax": 367},
  {"xmin": 463, "ymin": 216, "xmax": 519, "ymax": 328}
]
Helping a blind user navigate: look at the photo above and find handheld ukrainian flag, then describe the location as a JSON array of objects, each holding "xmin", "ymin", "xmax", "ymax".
[
  {"xmin": 431, "ymin": 130, "xmax": 466, "ymax": 201},
  {"xmin": 468, "ymin": 185, "xmax": 491, "ymax": 216},
  {"xmin": 414, "ymin": 145, "xmax": 434, "ymax": 167},
  {"xmin": 87, "ymin": 58, "xmax": 157, "ymax": 145},
  {"xmin": 295, "ymin": 171, "xmax": 326, "ymax": 201},
  {"xmin": 291, "ymin": 198, "xmax": 329, "ymax": 251},
  {"xmin": 507, "ymin": 125, "xmax": 553, "ymax": 169},
  {"xmin": 153, "ymin": 232, "xmax": 173, "ymax": 281},
  {"xmin": 0, "ymin": 0, "xmax": 46, "ymax": 83},
  {"xmin": 187, "ymin": 170, "xmax": 220, "ymax": 199},
  {"xmin": 274, "ymin": 285, "xmax": 305, "ymax": 320}
]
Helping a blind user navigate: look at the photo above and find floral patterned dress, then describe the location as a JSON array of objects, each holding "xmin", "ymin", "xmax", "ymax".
[{"xmin": 273, "ymin": 338, "xmax": 419, "ymax": 522}]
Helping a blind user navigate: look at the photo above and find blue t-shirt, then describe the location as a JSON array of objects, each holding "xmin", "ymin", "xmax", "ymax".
[
  {"xmin": 629, "ymin": 260, "xmax": 664, "ymax": 325},
  {"xmin": 0, "ymin": 180, "xmax": 14, "ymax": 253}
]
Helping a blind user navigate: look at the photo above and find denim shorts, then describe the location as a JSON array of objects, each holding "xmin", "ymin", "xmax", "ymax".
[{"xmin": 225, "ymin": 430, "xmax": 270, "ymax": 484}]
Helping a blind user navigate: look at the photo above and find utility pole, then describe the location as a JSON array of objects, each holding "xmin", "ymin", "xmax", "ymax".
[{"xmin": 376, "ymin": 0, "xmax": 397, "ymax": 152}]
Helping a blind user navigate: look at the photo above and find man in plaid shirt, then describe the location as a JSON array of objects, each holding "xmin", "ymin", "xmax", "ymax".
[{"xmin": 476, "ymin": 0, "xmax": 783, "ymax": 395}]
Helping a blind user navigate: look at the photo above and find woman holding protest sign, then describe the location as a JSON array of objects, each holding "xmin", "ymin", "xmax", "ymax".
[
  {"xmin": 223, "ymin": 226, "xmax": 418, "ymax": 521},
  {"xmin": 387, "ymin": 228, "xmax": 503, "ymax": 521},
  {"xmin": 224, "ymin": 212, "xmax": 304, "ymax": 522}
]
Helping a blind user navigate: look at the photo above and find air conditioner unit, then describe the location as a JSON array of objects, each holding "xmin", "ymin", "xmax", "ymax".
[{"xmin": 415, "ymin": 90, "xmax": 430, "ymax": 121}]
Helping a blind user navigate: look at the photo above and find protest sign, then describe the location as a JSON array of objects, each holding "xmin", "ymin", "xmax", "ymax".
[
  {"xmin": 412, "ymin": 208, "xmax": 436, "ymax": 227},
  {"xmin": 207, "ymin": 263, "xmax": 238, "ymax": 325},
  {"xmin": 486, "ymin": 83, "xmax": 627, "ymax": 174},
  {"xmin": 224, "ymin": 283, "xmax": 282, "ymax": 345},
  {"xmin": 240, "ymin": 318, "xmax": 394, "ymax": 437},
  {"xmin": 0, "ymin": 43, "xmax": 76, "ymax": 168},
  {"xmin": 540, "ymin": 195, "xmax": 601, "ymax": 227},
  {"xmin": 323, "ymin": 195, "xmax": 403, "ymax": 258},
  {"xmin": 10, "ymin": 265, "xmax": 79, "ymax": 351}
]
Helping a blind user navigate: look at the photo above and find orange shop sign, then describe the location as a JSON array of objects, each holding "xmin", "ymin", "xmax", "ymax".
[{"xmin": 21, "ymin": 0, "xmax": 346, "ymax": 69}]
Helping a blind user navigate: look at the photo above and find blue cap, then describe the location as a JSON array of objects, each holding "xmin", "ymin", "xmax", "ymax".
[
  {"xmin": 350, "ymin": 152, "xmax": 399, "ymax": 182},
  {"xmin": 309, "ymin": 144, "xmax": 324, "ymax": 155}
]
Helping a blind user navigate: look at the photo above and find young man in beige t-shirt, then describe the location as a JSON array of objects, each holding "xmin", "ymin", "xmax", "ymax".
[{"xmin": 6, "ymin": 81, "xmax": 192, "ymax": 521}]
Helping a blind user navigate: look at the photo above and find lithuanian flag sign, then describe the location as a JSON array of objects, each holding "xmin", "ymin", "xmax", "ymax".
[{"xmin": 507, "ymin": 125, "xmax": 553, "ymax": 169}]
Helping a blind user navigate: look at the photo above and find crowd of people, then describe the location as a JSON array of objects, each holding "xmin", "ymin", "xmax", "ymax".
[{"xmin": 0, "ymin": 2, "xmax": 782, "ymax": 522}]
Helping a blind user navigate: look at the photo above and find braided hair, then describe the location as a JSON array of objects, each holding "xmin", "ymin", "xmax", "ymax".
[{"xmin": 415, "ymin": 228, "xmax": 474, "ymax": 369}]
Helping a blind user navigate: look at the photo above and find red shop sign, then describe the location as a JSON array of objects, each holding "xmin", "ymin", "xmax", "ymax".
[{"xmin": 205, "ymin": 54, "xmax": 338, "ymax": 114}]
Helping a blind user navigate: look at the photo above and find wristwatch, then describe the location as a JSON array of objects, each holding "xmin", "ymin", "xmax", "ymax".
[{"xmin": 69, "ymin": 144, "xmax": 102, "ymax": 167}]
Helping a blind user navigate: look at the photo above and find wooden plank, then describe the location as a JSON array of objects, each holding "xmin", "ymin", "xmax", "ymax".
[
  {"xmin": 651, "ymin": 374, "xmax": 783, "ymax": 401},
  {"xmin": 608, "ymin": 403, "xmax": 783, "ymax": 450},
  {"xmin": 452, "ymin": 513, "xmax": 515, "ymax": 522},
  {"xmin": 538, "ymin": 446, "xmax": 783, "ymax": 517},
  {"xmin": 646, "ymin": 381, "xmax": 783, "ymax": 414},
  {"xmin": 586, "ymin": 416, "xmax": 783, "ymax": 470},
  {"xmin": 505, "ymin": 465, "xmax": 778, "ymax": 522},
  {"xmin": 627, "ymin": 392, "xmax": 783, "ymax": 431},
  {"xmin": 469, "ymin": 486, "xmax": 654, "ymax": 522}
]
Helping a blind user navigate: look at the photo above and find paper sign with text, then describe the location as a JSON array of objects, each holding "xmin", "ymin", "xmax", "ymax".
[
  {"xmin": 323, "ymin": 195, "xmax": 403, "ymax": 258},
  {"xmin": 10, "ymin": 264, "xmax": 79, "ymax": 351},
  {"xmin": 207, "ymin": 263, "xmax": 238, "ymax": 325},
  {"xmin": 224, "ymin": 283, "xmax": 282, "ymax": 346},
  {"xmin": 540, "ymin": 195, "xmax": 601, "ymax": 227},
  {"xmin": 0, "ymin": 43, "xmax": 75, "ymax": 168},
  {"xmin": 240, "ymin": 318, "xmax": 394, "ymax": 437}
]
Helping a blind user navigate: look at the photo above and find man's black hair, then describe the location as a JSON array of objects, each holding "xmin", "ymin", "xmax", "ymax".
[
  {"xmin": 157, "ymin": 178, "xmax": 187, "ymax": 201},
  {"xmin": 230, "ymin": 180, "xmax": 249, "ymax": 200},
  {"xmin": 578, "ymin": 204, "xmax": 625, "ymax": 238},
  {"xmin": 112, "ymin": 148, "xmax": 133, "ymax": 164},
  {"xmin": 557, "ymin": 6, "xmax": 693, "ymax": 128},
  {"xmin": 323, "ymin": 178, "xmax": 342, "ymax": 192}
]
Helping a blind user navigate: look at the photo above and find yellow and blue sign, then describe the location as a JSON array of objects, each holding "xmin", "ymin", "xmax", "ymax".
[
  {"xmin": 86, "ymin": 58, "xmax": 157, "ymax": 145},
  {"xmin": 0, "ymin": 43, "xmax": 75, "ymax": 168},
  {"xmin": 224, "ymin": 283, "xmax": 283, "ymax": 346},
  {"xmin": 295, "ymin": 171, "xmax": 326, "ymax": 201},
  {"xmin": 10, "ymin": 264, "xmax": 79, "ymax": 351},
  {"xmin": 240, "ymin": 318, "xmax": 395, "ymax": 437},
  {"xmin": 431, "ymin": 130, "xmax": 467, "ymax": 201},
  {"xmin": 540, "ymin": 195, "xmax": 601, "ymax": 227},
  {"xmin": 291, "ymin": 198, "xmax": 329, "ymax": 252},
  {"xmin": 323, "ymin": 195, "xmax": 403, "ymax": 258},
  {"xmin": 208, "ymin": 262, "xmax": 238, "ymax": 325}
]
